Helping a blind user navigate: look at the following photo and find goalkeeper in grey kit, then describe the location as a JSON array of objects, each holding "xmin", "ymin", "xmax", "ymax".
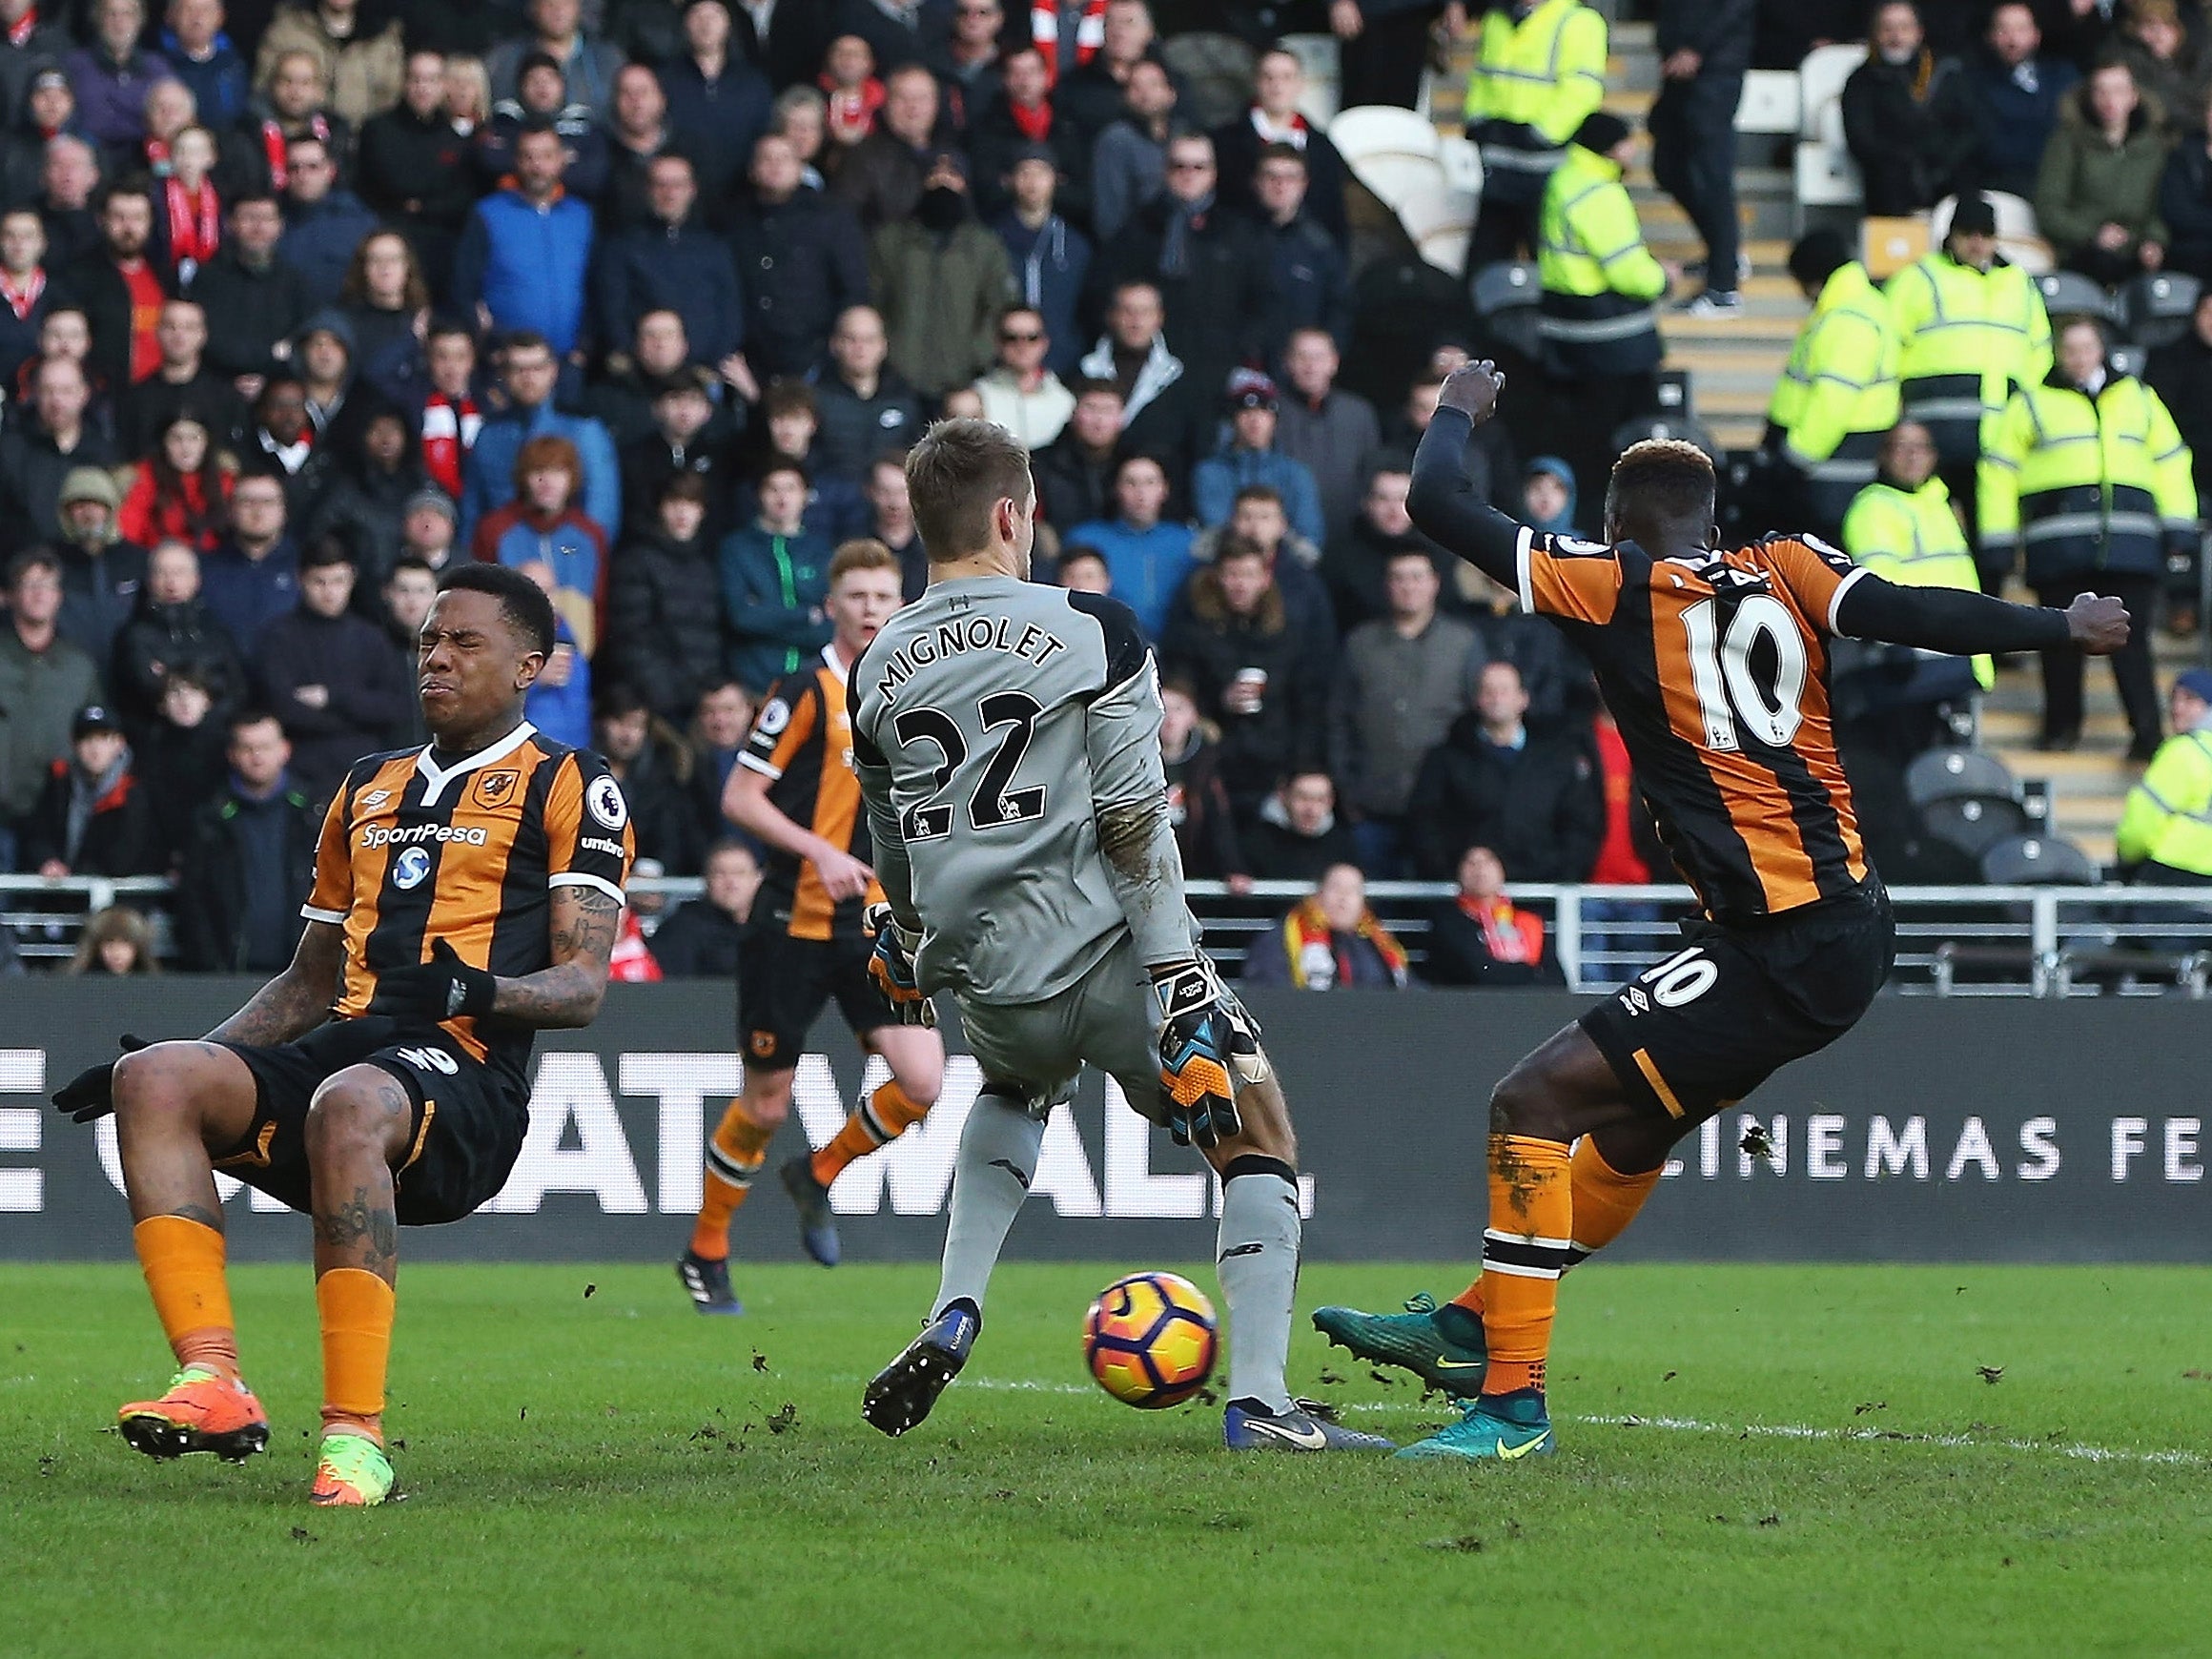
[{"xmin": 849, "ymin": 419, "xmax": 1392, "ymax": 1453}]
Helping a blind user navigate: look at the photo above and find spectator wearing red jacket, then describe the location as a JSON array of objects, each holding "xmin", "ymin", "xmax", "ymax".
[{"xmin": 118, "ymin": 408, "xmax": 236, "ymax": 552}]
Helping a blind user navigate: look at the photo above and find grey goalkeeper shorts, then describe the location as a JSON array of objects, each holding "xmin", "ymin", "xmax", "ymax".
[{"xmin": 952, "ymin": 935, "xmax": 1269, "ymax": 1126}]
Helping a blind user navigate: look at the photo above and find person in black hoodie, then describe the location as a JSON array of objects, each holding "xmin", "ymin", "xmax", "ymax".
[
  {"xmin": 604, "ymin": 473, "xmax": 727, "ymax": 726},
  {"xmin": 174, "ymin": 707, "xmax": 320, "ymax": 973},
  {"xmin": 1158, "ymin": 536, "xmax": 1328, "ymax": 820},
  {"xmin": 112, "ymin": 537, "xmax": 245, "ymax": 726},
  {"xmin": 1405, "ymin": 660, "xmax": 1605, "ymax": 883},
  {"xmin": 1241, "ymin": 769, "xmax": 1362, "ymax": 885},
  {"xmin": 255, "ymin": 537, "xmax": 411, "ymax": 798}
]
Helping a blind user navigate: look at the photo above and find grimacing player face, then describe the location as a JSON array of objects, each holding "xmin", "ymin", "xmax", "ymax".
[{"xmin": 417, "ymin": 587, "xmax": 544, "ymax": 741}]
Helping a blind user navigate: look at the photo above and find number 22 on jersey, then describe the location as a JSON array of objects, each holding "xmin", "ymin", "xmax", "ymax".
[{"xmin": 893, "ymin": 693, "xmax": 1048, "ymax": 841}]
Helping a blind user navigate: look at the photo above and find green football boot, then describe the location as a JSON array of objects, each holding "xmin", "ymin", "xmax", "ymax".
[
  {"xmin": 1311, "ymin": 1292, "xmax": 1487, "ymax": 1396},
  {"xmin": 1395, "ymin": 1389, "xmax": 1556, "ymax": 1462}
]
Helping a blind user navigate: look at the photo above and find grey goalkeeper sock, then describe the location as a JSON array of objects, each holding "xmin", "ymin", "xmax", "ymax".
[
  {"xmin": 931, "ymin": 1089, "xmax": 1045, "ymax": 1321},
  {"xmin": 1217, "ymin": 1160, "xmax": 1301, "ymax": 1415}
]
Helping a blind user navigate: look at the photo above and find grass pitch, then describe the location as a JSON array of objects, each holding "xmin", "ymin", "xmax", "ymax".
[{"xmin": 4, "ymin": 1261, "xmax": 2209, "ymax": 1658}]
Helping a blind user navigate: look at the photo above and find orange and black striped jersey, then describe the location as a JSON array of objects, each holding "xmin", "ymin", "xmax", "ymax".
[
  {"xmin": 1516, "ymin": 526, "xmax": 1871, "ymax": 921},
  {"xmin": 302, "ymin": 723, "xmax": 637, "ymax": 1078},
  {"xmin": 740, "ymin": 645, "xmax": 879, "ymax": 942}
]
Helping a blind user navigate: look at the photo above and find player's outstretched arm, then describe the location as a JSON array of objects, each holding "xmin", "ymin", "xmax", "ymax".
[
  {"xmin": 1405, "ymin": 361, "xmax": 1527, "ymax": 593},
  {"xmin": 206, "ymin": 920, "xmax": 346, "ymax": 1046},
  {"xmin": 1834, "ymin": 576, "xmax": 2129, "ymax": 658}
]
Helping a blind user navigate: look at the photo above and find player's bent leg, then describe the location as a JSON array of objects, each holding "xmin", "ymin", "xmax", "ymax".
[
  {"xmin": 301, "ymin": 1064, "xmax": 410, "ymax": 1506},
  {"xmin": 681, "ymin": 1070, "xmax": 793, "ymax": 1312},
  {"xmin": 784, "ymin": 1026, "xmax": 946, "ymax": 1266},
  {"xmin": 111, "ymin": 1043, "xmax": 269, "ymax": 1463},
  {"xmin": 1398, "ymin": 1026, "xmax": 1637, "ymax": 1464},
  {"xmin": 862, "ymin": 1081, "xmax": 1041, "ymax": 1438},
  {"xmin": 1202, "ymin": 1066, "xmax": 1392, "ymax": 1454}
]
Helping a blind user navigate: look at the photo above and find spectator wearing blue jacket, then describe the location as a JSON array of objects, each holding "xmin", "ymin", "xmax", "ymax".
[
  {"xmin": 992, "ymin": 146, "xmax": 1093, "ymax": 380},
  {"xmin": 590, "ymin": 154, "xmax": 743, "ymax": 368},
  {"xmin": 275, "ymin": 132, "xmax": 379, "ymax": 309},
  {"xmin": 1964, "ymin": 3, "xmax": 2079, "ymax": 200},
  {"xmin": 162, "ymin": 4, "xmax": 252, "ymax": 133},
  {"xmin": 1191, "ymin": 372, "xmax": 1325, "ymax": 547},
  {"xmin": 461, "ymin": 332, "xmax": 621, "ymax": 546},
  {"xmin": 720, "ymin": 456, "xmax": 834, "ymax": 694},
  {"xmin": 198, "ymin": 470, "xmax": 301, "ymax": 655},
  {"xmin": 525, "ymin": 608, "xmax": 593, "ymax": 748},
  {"xmin": 452, "ymin": 125, "xmax": 596, "ymax": 358},
  {"xmin": 1066, "ymin": 451, "xmax": 1196, "ymax": 641}
]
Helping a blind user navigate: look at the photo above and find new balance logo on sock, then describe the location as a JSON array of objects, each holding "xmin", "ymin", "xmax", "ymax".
[
  {"xmin": 1219, "ymin": 1242, "xmax": 1263, "ymax": 1260},
  {"xmin": 987, "ymin": 1159, "xmax": 1031, "ymax": 1189}
]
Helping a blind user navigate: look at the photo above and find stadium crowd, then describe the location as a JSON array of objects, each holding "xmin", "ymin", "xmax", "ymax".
[{"xmin": 0, "ymin": 0, "xmax": 2205, "ymax": 987}]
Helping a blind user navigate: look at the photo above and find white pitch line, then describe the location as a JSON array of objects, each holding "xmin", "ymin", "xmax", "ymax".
[{"xmin": 957, "ymin": 1380, "xmax": 2204, "ymax": 1467}]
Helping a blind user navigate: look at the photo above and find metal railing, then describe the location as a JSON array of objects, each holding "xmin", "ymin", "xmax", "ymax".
[{"xmin": 10, "ymin": 875, "xmax": 2207, "ymax": 996}]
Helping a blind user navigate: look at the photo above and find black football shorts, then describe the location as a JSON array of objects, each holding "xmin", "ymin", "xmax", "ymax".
[
  {"xmin": 1580, "ymin": 881, "xmax": 1896, "ymax": 1125},
  {"xmin": 214, "ymin": 1015, "xmax": 530, "ymax": 1225},
  {"xmin": 737, "ymin": 929, "xmax": 891, "ymax": 1070}
]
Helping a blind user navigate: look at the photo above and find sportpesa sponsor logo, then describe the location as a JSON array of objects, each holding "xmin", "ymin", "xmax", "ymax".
[{"xmin": 358, "ymin": 822, "xmax": 491, "ymax": 848}]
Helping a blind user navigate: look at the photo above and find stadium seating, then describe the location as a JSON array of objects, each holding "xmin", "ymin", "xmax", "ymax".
[
  {"xmin": 2036, "ymin": 270, "xmax": 2120, "ymax": 325},
  {"xmin": 1981, "ymin": 833, "xmax": 2100, "ymax": 886},
  {"xmin": 1792, "ymin": 43, "xmax": 1869, "ymax": 216},
  {"xmin": 1733, "ymin": 71, "xmax": 1801, "ymax": 135},
  {"xmin": 1468, "ymin": 257, "xmax": 1545, "ymax": 358},
  {"xmin": 2120, "ymin": 273, "xmax": 2203, "ymax": 350}
]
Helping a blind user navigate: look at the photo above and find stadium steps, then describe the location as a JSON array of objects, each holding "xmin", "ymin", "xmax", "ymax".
[{"xmin": 1968, "ymin": 627, "xmax": 2206, "ymax": 866}]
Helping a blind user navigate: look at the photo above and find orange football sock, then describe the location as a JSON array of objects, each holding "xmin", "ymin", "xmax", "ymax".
[
  {"xmin": 317, "ymin": 1268, "xmax": 395, "ymax": 1444},
  {"xmin": 1568, "ymin": 1137, "xmax": 1662, "ymax": 1263},
  {"xmin": 134, "ymin": 1215, "xmax": 240, "ymax": 1379},
  {"xmin": 1476, "ymin": 1135, "xmax": 1572, "ymax": 1400},
  {"xmin": 810, "ymin": 1080, "xmax": 930, "ymax": 1187},
  {"xmin": 690, "ymin": 1102, "xmax": 776, "ymax": 1260}
]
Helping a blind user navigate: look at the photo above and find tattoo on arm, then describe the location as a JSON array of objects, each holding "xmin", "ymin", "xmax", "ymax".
[
  {"xmin": 207, "ymin": 922, "xmax": 344, "ymax": 1046},
  {"xmin": 492, "ymin": 885, "xmax": 620, "ymax": 1029}
]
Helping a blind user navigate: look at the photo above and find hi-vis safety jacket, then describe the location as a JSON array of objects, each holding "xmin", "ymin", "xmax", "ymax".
[
  {"xmin": 1888, "ymin": 249, "xmax": 2052, "ymax": 462},
  {"xmin": 1536, "ymin": 142, "xmax": 1665, "ymax": 375},
  {"xmin": 1841, "ymin": 474, "xmax": 1995, "ymax": 688},
  {"xmin": 1463, "ymin": 0, "xmax": 1608, "ymax": 199},
  {"xmin": 2117, "ymin": 727, "xmax": 2212, "ymax": 877},
  {"xmin": 1978, "ymin": 365, "xmax": 2198, "ymax": 584},
  {"xmin": 1766, "ymin": 261, "xmax": 1899, "ymax": 485}
]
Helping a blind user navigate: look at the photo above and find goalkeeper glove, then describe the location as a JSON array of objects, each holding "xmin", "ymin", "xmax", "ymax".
[
  {"xmin": 367, "ymin": 938, "xmax": 498, "ymax": 1025},
  {"xmin": 51, "ymin": 1034, "xmax": 151, "ymax": 1124},
  {"xmin": 1150, "ymin": 957, "xmax": 1254, "ymax": 1150},
  {"xmin": 864, "ymin": 902, "xmax": 935, "ymax": 1028}
]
